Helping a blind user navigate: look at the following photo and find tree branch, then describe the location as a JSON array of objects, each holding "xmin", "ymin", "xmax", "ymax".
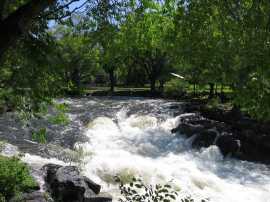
[
  {"xmin": 41, "ymin": 0, "xmax": 80, "ymax": 18},
  {"xmin": 46, "ymin": 0, "xmax": 89, "ymax": 20},
  {"xmin": 0, "ymin": 0, "xmax": 55, "ymax": 60}
]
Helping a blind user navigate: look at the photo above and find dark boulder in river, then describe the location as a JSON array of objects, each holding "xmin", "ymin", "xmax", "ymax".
[
  {"xmin": 171, "ymin": 122, "xmax": 204, "ymax": 138},
  {"xmin": 42, "ymin": 164, "xmax": 112, "ymax": 202},
  {"xmin": 192, "ymin": 130, "xmax": 217, "ymax": 148},
  {"xmin": 216, "ymin": 133, "xmax": 240, "ymax": 156},
  {"xmin": 172, "ymin": 108, "xmax": 270, "ymax": 164}
]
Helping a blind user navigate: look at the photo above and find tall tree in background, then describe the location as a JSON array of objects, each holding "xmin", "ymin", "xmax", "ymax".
[
  {"xmin": 90, "ymin": 0, "xmax": 126, "ymax": 92},
  {"xmin": 121, "ymin": 0, "xmax": 174, "ymax": 93}
]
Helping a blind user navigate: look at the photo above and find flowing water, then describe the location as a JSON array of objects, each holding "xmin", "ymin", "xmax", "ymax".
[{"xmin": 1, "ymin": 97, "xmax": 270, "ymax": 202}]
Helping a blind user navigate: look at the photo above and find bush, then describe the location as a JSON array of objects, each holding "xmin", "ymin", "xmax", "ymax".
[
  {"xmin": 0, "ymin": 155, "xmax": 38, "ymax": 201},
  {"xmin": 164, "ymin": 79, "xmax": 188, "ymax": 97}
]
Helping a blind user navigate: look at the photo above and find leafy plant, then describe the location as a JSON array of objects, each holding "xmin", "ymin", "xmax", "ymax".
[
  {"xmin": 115, "ymin": 177, "xmax": 209, "ymax": 202},
  {"xmin": 32, "ymin": 128, "xmax": 47, "ymax": 144},
  {"xmin": 0, "ymin": 155, "xmax": 38, "ymax": 201},
  {"xmin": 115, "ymin": 176, "xmax": 178, "ymax": 202}
]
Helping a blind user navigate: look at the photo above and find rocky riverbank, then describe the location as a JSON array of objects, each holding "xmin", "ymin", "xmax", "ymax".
[
  {"xmin": 11, "ymin": 163, "xmax": 112, "ymax": 202},
  {"xmin": 171, "ymin": 102, "xmax": 270, "ymax": 164}
]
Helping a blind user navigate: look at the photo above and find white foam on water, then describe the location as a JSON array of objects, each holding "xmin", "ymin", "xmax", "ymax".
[
  {"xmin": 77, "ymin": 104, "xmax": 270, "ymax": 202},
  {"xmin": 16, "ymin": 98, "xmax": 270, "ymax": 202}
]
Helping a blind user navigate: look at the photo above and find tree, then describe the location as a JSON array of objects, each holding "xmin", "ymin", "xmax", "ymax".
[
  {"xmin": 0, "ymin": 0, "xmax": 91, "ymax": 61},
  {"xmin": 121, "ymin": 0, "xmax": 174, "ymax": 93},
  {"xmin": 0, "ymin": 0, "xmax": 55, "ymax": 59}
]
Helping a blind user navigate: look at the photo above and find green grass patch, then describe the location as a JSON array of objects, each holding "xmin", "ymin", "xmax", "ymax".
[
  {"xmin": 0, "ymin": 155, "xmax": 38, "ymax": 201},
  {"xmin": 54, "ymin": 103, "xmax": 69, "ymax": 113},
  {"xmin": 32, "ymin": 128, "xmax": 47, "ymax": 144},
  {"xmin": 48, "ymin": 113, "xmax": 70, "ymax": 126}
]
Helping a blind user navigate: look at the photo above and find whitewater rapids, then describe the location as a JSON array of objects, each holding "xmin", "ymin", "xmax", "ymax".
[{"xmin": 6, "ymin": 97, "xmax": 270, "ymax": 202}]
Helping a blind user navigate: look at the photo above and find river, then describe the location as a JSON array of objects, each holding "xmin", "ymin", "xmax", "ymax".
[{"xmin": 1, "ymin": 97, "xmax": 270, "ymax": 202}]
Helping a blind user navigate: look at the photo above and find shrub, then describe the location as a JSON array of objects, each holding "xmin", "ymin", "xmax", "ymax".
[
  {"xmin": 164, "ymin": 79, "xmax": 188, "ymax": 97},
  {"xmin": 0, "ymin": 155, "xmax": 38, "ymax": 201},
  {"xmin": 32, "ymin": 128, "xmax": 47, "ymax": 144}
]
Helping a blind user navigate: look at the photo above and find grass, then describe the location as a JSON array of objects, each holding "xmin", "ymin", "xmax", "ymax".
[
  {"xmin": 48, "ymin": 112, "xmax": 70, "ymax": 126},
  {"xmin": 84, "ymin": 84, "xmax": 233, "ymax": 95},
  {"xmin": 84, "ymin": 86, "xmax": 149, "ymax": 94},
  {"xmin": 31, "ymin": 128, "xmax": 47, "ymax": 144}
]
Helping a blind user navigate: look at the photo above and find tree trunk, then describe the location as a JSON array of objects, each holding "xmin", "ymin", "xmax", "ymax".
[
  {"xmin": 221, "ymin": 84, "xmax": 224, "ymax": 94},
  {"xmin": 209, "ymin": 83, "xmax": 215, "ymax": 99},
  {"xmin": 0, "ymin": 0, "xmax": 54, "ymax": 60},
  {"xmin": 193, "ymin": 83, "xmax": 196, "ymax": 96},
  {"xmin": 150, "ymin": 78, "xmax": 156, "ymax": 94},
  {"xmin": 109, "ymin": 69, "xmax": 115, "ymax": 93},
  {"xmin": 71, "ymin": 67, "xmax": 81, "ymax": 89},
  {"xmin": 159, "ymin": 80, "xmax": 164, "ymax": 93}
]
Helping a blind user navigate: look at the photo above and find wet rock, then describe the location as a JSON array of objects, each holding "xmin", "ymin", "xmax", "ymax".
[
  {"xmin": 42, "ymin": 164, "xmax": 111, "ymax": 202},
  {"xmin": 171, "ymin": 123, "xmax": 204, "ymax": 137},
  {"xmin": 0, "ymin": 143, "xmax": 19, "ymax": 157},
  {"xmin": 10, "ymin": 191, "xmax": 48, "ymax": 202},
  {"xmin": 216, "ymin": 134, "xmax": 240, "ymax": 156},
  {"xmin": 83, "ymin": 176, "xmax": 101, "ymax": 194},
  {"xmin": 43, "ymin": 163, "xmax": 63, "ymax": 185},
  {"xmin": 169, "ymin": 105, "xmax": 179, "ymax": 110},
  {"xmin": 192, "ymin": 130, "xmax": 217, "ymax": 148},
  {"xmin": 260, "ymin": 135, "xmax": 270, "ymax": 150},
  {"xmin": 85, "ymin": 192, "xmax": 113, "ymax": 202}
]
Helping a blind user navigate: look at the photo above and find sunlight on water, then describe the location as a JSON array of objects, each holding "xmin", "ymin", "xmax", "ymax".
[
  {"xmin": 74, "ymin": 100, "xmax": 270, "ymax": 202},
  {"xmin": 17, "ymin": 97, "xmax": 270, "ymax": 202}
]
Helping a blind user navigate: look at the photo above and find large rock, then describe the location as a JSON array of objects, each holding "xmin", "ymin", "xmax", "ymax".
[
  {"xmin": 192, "ymin": 130, "xmax": 217, "ymax": 148},
  {"xmin": 216, "ymin": 134, "xmax": 241, "ymax": 156},
  {"xmin": 42, "ymin": 164, "xmax": 112, "ymax": 202},
  {"xmin": 171, "ymin": 123, "xmax": 204, "ymax": 137}
]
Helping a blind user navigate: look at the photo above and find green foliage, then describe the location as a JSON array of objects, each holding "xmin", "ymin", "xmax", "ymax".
[
  {"xmin": 54, "ymin": 103, "xmax": 69, "ymax": 113},
  {"xmin": 115, "ymin": 177, "xmax": 208, "ymax": 202},
  {"xmin": 32, "ymin": 128, "xmax": 47, "ymax": 144},
  {"xmin": 0, "ymin": 155, "xmax": 38, "ymax": 201},
  {"xmin": 207, "ymin": 97, "xmax": 221, "ymax": 109},
  {"xmin": 0, "ymin": 193, "xmax": 5, "ymax": 202},
  {"xmin": 48, "ymin": 112, "xmax": 70, "ymax": 126},
  {"xmin": 1, "ymin": 0, "xmax": 270, "ymax": 122},
  {"xmin": 164, "ymin": 79, "xmax": 188, "ymax": 97}
]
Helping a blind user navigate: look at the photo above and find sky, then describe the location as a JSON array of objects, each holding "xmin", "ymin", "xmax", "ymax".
[{"xmin": 48, "ymin": 0, "xmax": 88, "ymax": 28}]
